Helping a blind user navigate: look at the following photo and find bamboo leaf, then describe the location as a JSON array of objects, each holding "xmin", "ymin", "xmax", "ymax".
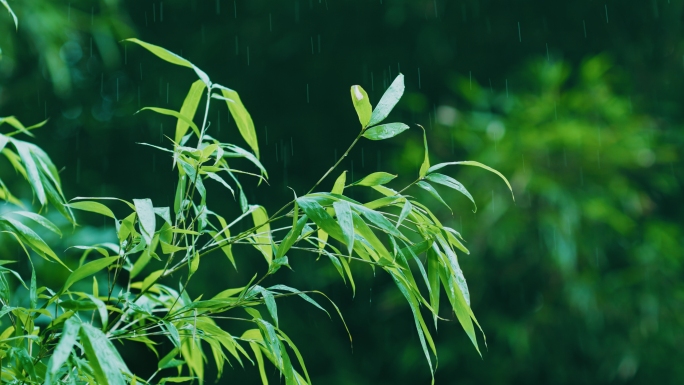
[
  {"xmin": 425, "ymin": 173, "xmax": 477, "ymax": 212},
  {"xmin": 12, "ymin": 211, "xmax": 62, "ymax": 236},
  {"xmin": 351, "ymin": 172, "xmax": 397, "ymax": 187},
  {"xmin": 1, "ymin": 0, "xmax": 18, "ymax": 29},
  {"xmin": 362, "ymin": 123, "xmax": 409, "ymax": 141},
  {"xmin": 415, "ymin": 181, "xmax": 452, "ymax": 214},
  {"xmin": 125, "ymin": 38, "xmax": 211, "ymax": 87},
  {"xmin": 368, "ymin": 74, "xmax": 405, "ymax": 126},
  {"xmin": 139, "ymin": 107, "xmax": 201, "ymax": 139},
  {"xmin": 251, "ymin": 205, "xmax": 272, "ymax": 264},
  {"xmin": 45, "ymin": 317, "xmax": 80, "ymax": 382},
  {"xmin": 80, "ymin": 323, "xmax": 131, "ymax": 385},
  {"xmin": 427, "ymin": 161, "xmax": 515, "ymax": 201},
  {"xmin": 220, "ymin": 87, "xmax": 260, "ymax": 158},
  {"xmin": 333, "ymin": 201, "xmax": 354, "ymax": 255},
  {"xmin": 350, "ymin": 85, "xmax": 372, "ymax": 128},
  {"xmin": 61, "ymin": 256, "xmax": 119, "ymax": 294},
  {"xmin": 65, "ymin": 201, "xmax": 116, "ymax": 219},
  {"xmin": 133, "ymin": 198, "xmax": 156, "ymax": 246},
  {"xmin": 176, "ymin": 80, "xmax": 206, "ymax": 144},
  {"xmin": 419, "ymin": 125, "xmax": 430, "ymax": 177}
]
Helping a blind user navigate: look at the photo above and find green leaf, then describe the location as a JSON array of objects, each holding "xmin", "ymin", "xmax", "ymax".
[
  {"xmin": 297, "ymin": 197, "xmax": 343, "ymax": 241},
  {"xmin": 397, "ymin": 199, "xmax": 412, "ymax": 229},
  {"xmin": 362, "ymin": 123, "xmax": 410, "ymax": 141},
  {"xmin": 251, "ymin": 205, "xmax": 272, "ymax": 264},
  {"xmin": 0, "ymin": 116, "xmax": 33, "ymax": 136},
  {"xmin": 333, "ymin": 201, "xmax": 354, "ymax": 255},
  {"xmin": 176, "ymin": 80, "xmax": 206, "ymax": 144},
  {"xmin": 350, "ymin": 85, "xmax": 372, "ymax": 128},
  {"xmin": 419, "ymin": 125, "xmax": 430, "ymax": 177},
  {"xmin": 439, "ymin": 262, "xmax": 480, "ymax": 355},
  {"xmin": 139, "ymin": 107, "xmax": 201, "ymax": 139},
  {"xmin": 46, "ymin": 317, "xmax": 80, "ymax": 382},
  {"xmin": 125, "ymin": 38, "xmax": 211, "ymax": 87},
  {"xmin": 427, "ymin": 161, "xmax": 515, "ymax": 201},
  {"xmin": 80, "ymin": 323, "xmax": 131, "ymax": 385},
  {"xmin": 133, "ymin": 198, "xmax": 156, "ymax": 246},
  {"xmin": 220, "ymin": 87, "xmax": 260, "ymax": 158},
  {"xmin": 12, "ymin": 211, "xmax": 62, "ymax": 236},
  {"xmin": 425, "ymin": 173, "xmax": 477, "ymax": 212},
  {"xmin": 254, "ymin": 286, "xmax": 278, "ymax": 327},
  {"xmin": 276, "ymin": 214, "xmax": 308, "ymax": 259},
  {"xmin": 1, "ymin": 217, "xmax": 67, "ymax": 268},
  {"xmin": 331, "ymin": 170, "xmax": 346, "ymax": 194},
  {"xmin": 427, "ymin": 247, "xmax": 441, "ymax": 329},
  {"xmin": 12, "ymin": 139, "xmax": 46, "ymax": 204},
  {"xmin": 29, "ymin": 268, "xmax": 37, "ymax": 309},
  {"xmin": 61, "ymin": 256, "xmax": 119, "ymax": 294},
  {"xmin": 1, "ymin": 0, "xmax": 18, "ymax": 29},
  {"xmin": 368, "ymin": 73, "xmax": 405, "ymax": 126},
  {"xmin": 351, "ymin": 171, "xmax": 397, "ymax": 187},
  {"xmin": 416, "ymin": 181, "xmax": 452, "ymax": 214}
]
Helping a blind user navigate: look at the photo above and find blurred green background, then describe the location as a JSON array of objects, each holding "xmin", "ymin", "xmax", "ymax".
[{"xmin": 1, "ymin": 0, "xmax": 683, "ymax": 383}]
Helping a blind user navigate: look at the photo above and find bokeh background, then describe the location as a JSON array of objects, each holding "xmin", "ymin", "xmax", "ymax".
[{"xmin": 1, "ymin": 0, "xmax": 683, "ymax": 384}]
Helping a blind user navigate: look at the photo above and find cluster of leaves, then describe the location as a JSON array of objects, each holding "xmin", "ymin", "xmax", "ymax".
[{"xmin": 0, "ymin": 36, "xmax": 511, "ymax": 384}]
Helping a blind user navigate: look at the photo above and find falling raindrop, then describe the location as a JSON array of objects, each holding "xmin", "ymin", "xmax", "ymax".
[
  {"xmin": 247, "ymin": 46, "xmax": 250, "ymax": 65},
  {"xmin": 153, "ymin": 3, "xmax": 156, "ymax": 22},
  {"xmin": 295, "ymin": 1, "xmax": 300, "ymax": 22},
  {"xmin": 160, "ymin": 2, "xmax": 164, "ymax": 22},
  {"xmin": 235, "ymin": 36, "xmax": 238, "ymax": 55},
  {"xmin": 234, "ymin": 0, "xmax": 237, "ymax": 18},
  {"xmin": 216, "ymin": 0, "xmax": 220, "ymax": 14},
  {"xmin": 76, "ymin": 158, "xmax": 81, "ymax": 183},
  {"xmin": 265, "ymin": 126, "xmax": 268, "ymax": 145},
  {"xmin": 605, "ymin": 4, "xmax": 609, "ymax": 23},
  {"xmin": 505, "ymin": 79, "xmax": 509, "ymax": 98},
  {"xmin": 418, "ymin": 67, "xmax": 421, "ymax": 89},
  {"xmin": 518, "ymin": 22, "xmax": 522, "ymax": 42},
  {"xmin": 306, "ymin": 84, "xmax": 310, "ymax": 103},
  {"xmin": 139, "ymin": 63, "xmax": 143, "ymax": 80},
  {"xmin": 269, "ymin": 13, "xmax": 272, "ymax": 31},
  {"xmin": 433, "ymin": 0, "xmax": 438, "ymax": 17},
  {"xmin": 546, "ymin": 43, "xmax": 550, "ymax": 62},
  {"xmin": 137, "ymin": 86, "xmax": 141, "ymax": 107},
  {"xmin": 318, "ymin": 35, "xmax": 321, "ymax": 53},
  {"xmin": 371, "ymin": 72, "xmax": 374, "ymax": 91},
  {"xmin": 469, "ymin": 71, "xmax": 472, "ymax": 89},
  {"xmin": 310, "ymin": 37, "xmax": 314, "ymax": 54},
  {"xmin": 583, "ymin": 20, "xmax": 587, "ymax": 38}
]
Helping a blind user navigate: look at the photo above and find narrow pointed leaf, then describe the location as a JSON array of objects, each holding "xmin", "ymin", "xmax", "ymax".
[
  {"xmin": 362, "ymin": 123, "xmax": 409, "ymax": 141},
  {"xmin": 419, "ymin": 125, "xmax": 430, "ymax": 177},
  {"xmin": 61, "ymin": 256, "xmax": 119, "ymax": 293},
  {"xmin": 426, "ymin": 173, "xmax": 477, "ymax": 212},
  {"xmin": 251, "ymin": 205, "xmax": 272, "ymax": 264},
  {"xmin": 1, "ymin": 0, "xmax": 18, "ymax": 29},
  {"xmin": 220, "ymin": 88, "xmax": 260, "ymax": 158},
  {"xmin": 139, "ymin": 107, "xmax": 201, "ymax": 139},
  {"xmin": 416, "ymin": 181, "xmax": 452, "ymax": 214},
  {"xmin": 351, "ymin": 172, "xmax": 397, "ymax": 187},
  {"xmin": 368, "ymin": 74, "xmax": 405, "ymax": 126},
  {"xmin": 333, "ymin": 201, "xmax": 354, "ymax": 255},
  {"xmin": 80, "ymin": 323, "xmax": 131, "ymax": 385},
  {"xmin": 125, "ymin": 38, "xmax": 211, "ymax": 86},
  {"xmin": 175, "ymin": 80, "xmax": 206, "ymax": 144},
  {"xmin": 133, "ymin": 198, "xmax": 156, "ymax": 246},
  {"xmin": 427, "ymin": 161, "xmax": 515, "ymax": 201},
  {"xmin": 350, "ymin": 85, "xmax": 372, "ymax": 128}
]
